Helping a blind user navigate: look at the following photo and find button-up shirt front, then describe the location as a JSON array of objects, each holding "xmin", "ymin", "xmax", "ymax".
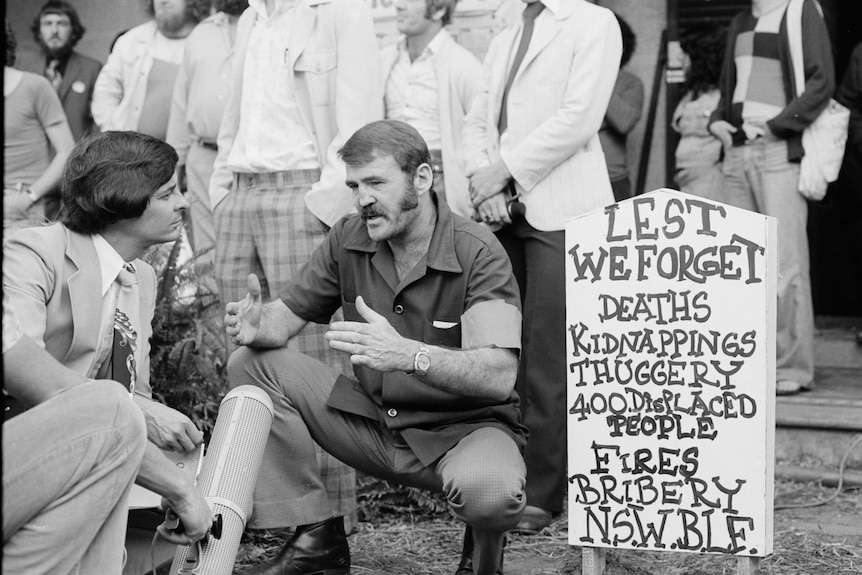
[
  {"xmin": 227, "ymin": 0, "xmax": 318, "ymax": 172},
  {"xmin": 280, "ymin": 193, "xmax": 526, "ymax": 465},
  {"xmin": 384, "ymin": 30, "xmax": 446, "ymax": 150}
]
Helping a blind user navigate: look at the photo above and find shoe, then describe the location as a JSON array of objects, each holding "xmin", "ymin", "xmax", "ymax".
[
  {"xmin": 454, "ymin": 525, "xmax": 505, "ymax": 574},
  {"xmin": 776, "ymin": 380, "xmax": 803, "ymax": 396},
  {"xmin": 240, "ymin": 517, "xmax": 350, "ymax": 575},
  {"xmin": 511, "ymin": 505, "xmax": 552, "ymax": 535}
]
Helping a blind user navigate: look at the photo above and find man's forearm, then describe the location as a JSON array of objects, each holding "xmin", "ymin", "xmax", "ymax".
[
  {"xmin": 412, "ymin": 344, "xmax": 518, "ymax": 402},
  {"xmin": 135, "ymin": 442, "xmax": 198, "ymax": 509}
]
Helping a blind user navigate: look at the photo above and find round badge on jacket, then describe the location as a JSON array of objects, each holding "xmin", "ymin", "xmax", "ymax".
[{"xmin": 72, "ymin": 81, "xmax": 86, "ymax": 94}]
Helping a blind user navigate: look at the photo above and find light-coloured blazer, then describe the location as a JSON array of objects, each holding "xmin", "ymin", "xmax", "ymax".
[
  {"xmin": 3, "ymin": 223, "xmax": 157, "ymax": 397},
  {"xmin": 462, "ymin": 0, "xmax": 622, "ymax": 231},
  {"xmin": 380, "ymin": 31, "xmax": 483, "ymax": 219},
  {"xmin": 209, "ymin": 0, "xmax": 383, "ymax": 227}
]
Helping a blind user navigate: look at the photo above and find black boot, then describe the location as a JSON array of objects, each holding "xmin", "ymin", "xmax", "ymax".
[
  {"xmin": 240, "ymin": 517, "xmax": 350, "ymax": 575},
  {"xmin": 454, "ymin": 526, "xmax": 505, "ymax": 575}
]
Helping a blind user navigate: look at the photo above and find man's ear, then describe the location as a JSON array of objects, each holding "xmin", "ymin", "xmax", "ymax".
[
  {"xmin": 414, "ymin": 163, "xmax": 434, "ymax": 195},
  {"xmin": 429, "ymin": 7, "xmax": 446, "ymax": 23}
]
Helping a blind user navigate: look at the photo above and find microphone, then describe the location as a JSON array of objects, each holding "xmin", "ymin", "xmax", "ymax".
[{"xmin": 169, "ymin": 386, "xmax": 274, "ymax": 575}]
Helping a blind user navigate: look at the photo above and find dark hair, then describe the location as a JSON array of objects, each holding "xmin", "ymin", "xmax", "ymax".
[
  {"xmin": 215, "ymin": 0, "xmax": 248, "ymax": 17},
  {"xmin": 59, "ymin": 131, "xmax": 178, "ymax": 234},
  {"xmin": 30, "ymin": 1, "xmax": 86, "ymax": 48},
  {"xmin": 680, "ymin": 24, "xmax": 727, "ymax": 99},
  {"xmin": 426, "ymin": 0, "xmax": 458, "ymax": 27},
  {"xmin": 145, "ymin": 0, "xmax": 210, "ymax": 24},
  {"xmin": 615, "ymin": 12, "xmax": 636, "ymax": 67},
  {"xmin": 6, "ymin": 20, "xmax": 16, "ymax": 66},
  {"xmin": 339, "ymin": 120, "xmax": 431, "ymax": 178}
]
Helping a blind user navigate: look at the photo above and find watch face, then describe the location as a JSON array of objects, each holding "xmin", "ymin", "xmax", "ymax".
[{"xmin": 416, "ymin": 353, "xmax": 431, "ymax": 373}]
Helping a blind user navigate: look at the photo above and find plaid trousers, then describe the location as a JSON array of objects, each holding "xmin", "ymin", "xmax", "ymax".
[{"xmin": 214, "ymin": 170, "xmax": 356, "ymax": 528}]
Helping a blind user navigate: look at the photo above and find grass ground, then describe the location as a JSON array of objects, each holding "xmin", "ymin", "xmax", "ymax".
[{"xmin": 232, "ymin": 480, "xmax": 862, "ymax": 574}]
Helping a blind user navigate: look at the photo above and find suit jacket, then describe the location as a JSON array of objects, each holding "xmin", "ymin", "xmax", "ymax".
[
  {"xmin": 210, "ymin": 0, "xmax": 383, "ymax": 226},
  {"xmin": 3, "ymin": 223, "xmax": 156, "ymax": 397},
  {"xmin": 380, "ymin": 31, "xmax": 483, "ymax": 219},
  {"xmin": 17, "ymin": 50, "xmax": 103, "ymax": 142},
  {"xmin": 462, "ymin": 0, "xmax": 622, "ymax": 231}
]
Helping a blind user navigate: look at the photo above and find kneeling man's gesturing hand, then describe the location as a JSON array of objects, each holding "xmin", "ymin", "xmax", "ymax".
[
  {"xmin": 326, "ymin": 296, "xmax": 412, "ymax": 372},
  {"xmin": 224, "ymin": 274, "xmax": 263, "ymax": 346}
]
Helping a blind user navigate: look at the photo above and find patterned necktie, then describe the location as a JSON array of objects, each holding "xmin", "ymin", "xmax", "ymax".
[
  {"xmin": 112, "ymin": 263, "xmax": 139, "ymax": 395},
  {"xmin": 46, "ymin": 59, "xmax": 62, "ymax": 92},
  {"xmin": 498, "ymin": 1, "xmax": 546, "ymax": 134}
]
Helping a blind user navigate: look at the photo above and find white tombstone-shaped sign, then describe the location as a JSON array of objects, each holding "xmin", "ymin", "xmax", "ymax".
[{"xmin": 565, "ymin": 189, "xmax": 776, "ymax": 558}]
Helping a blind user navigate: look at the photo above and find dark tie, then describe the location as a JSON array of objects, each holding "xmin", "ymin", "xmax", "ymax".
[
  {"xmin": 498, "ymin": 1, "xmax": 545, "ymax": 134},
  {"xmin": 46, "ymin": 59, "xmax": 62, "ymax": 92},
  {"xmin": 111, "ymin": 264, "xmax": 139, "ymax": 394}
]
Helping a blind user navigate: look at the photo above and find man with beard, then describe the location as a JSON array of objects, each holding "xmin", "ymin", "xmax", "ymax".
[
  {"xmin": 224, "ymin": 120, "xmax": 526, "ymax": 575},
  {"xmin": 166, "ymin": 0, "xmax": 247, "ymax": 257},
  {"xmin": 92, "ymin": 0, "xmax": 206, "ymax": 139},
  {"xmin": 17, "ymin": 1, "xmax": 102, "ymax": 142}
]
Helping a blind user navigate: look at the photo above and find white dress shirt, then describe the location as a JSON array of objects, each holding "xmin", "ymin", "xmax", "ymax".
[{"xmin": 227, "ymin": 0, "xmax": 318, "ymax": 173}]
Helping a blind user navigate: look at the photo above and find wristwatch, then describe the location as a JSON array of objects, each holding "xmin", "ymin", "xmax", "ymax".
[{"xmin": 408, "ymin": 345, "xmax": 431, "ymax": 377}]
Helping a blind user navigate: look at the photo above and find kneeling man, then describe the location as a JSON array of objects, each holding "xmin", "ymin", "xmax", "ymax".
[{"xmin": 225, "ymin": 120, "xmax": 527, "ymax": 575}]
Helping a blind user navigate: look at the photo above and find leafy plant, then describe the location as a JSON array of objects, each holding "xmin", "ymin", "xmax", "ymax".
[
  {"xmin": 144, "ymin": 235, "xmax": 227, "ymax": 439},
  {"xmin": 356, "ymin": 473, "xmax": 449, "ymax": 523}
]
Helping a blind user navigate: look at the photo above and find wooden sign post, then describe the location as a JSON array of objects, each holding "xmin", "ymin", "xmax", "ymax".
[{"xmin": 565, "ymin": 190, "xmax": 777, "ymax": 574}]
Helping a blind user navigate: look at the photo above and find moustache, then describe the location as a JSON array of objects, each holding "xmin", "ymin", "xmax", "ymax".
[{"xmin": 360, "ymin": 206, "xmax": 386, "ymax": 221}]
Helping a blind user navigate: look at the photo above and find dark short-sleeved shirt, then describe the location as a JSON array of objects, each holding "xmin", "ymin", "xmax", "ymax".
[{"xmin": 280, "ymin": 193, "xmax": 527, "ymax": 465}]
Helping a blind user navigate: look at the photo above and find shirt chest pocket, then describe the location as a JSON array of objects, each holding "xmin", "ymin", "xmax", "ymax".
[{"xmin": 295, "ymin": 50, "xmax": 336, "ymax": 107}]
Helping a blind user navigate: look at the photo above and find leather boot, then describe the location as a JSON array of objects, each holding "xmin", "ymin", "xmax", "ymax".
[
  {"xmin": 240, "ymin": 517, "xmax": 350, "ymax": 575},
  {"xmin": 454, "ymin": 525, "xmax": 505, "ymax": 575}
]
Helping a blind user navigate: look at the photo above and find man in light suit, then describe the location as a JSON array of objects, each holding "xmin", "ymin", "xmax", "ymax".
[
  {"xmin": 209, "ymin": 0, "xmax": 383, "ymax": 529},
  {"xmin": 3, "ymin": 131, "xmax": 214, "ymax": 553},
  {"xmin": 462, "ymin": 0, "xmax": 621, "ymax": 534}
]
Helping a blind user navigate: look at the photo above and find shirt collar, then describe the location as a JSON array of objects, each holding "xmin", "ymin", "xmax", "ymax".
[
  {"xmin": 536, "ymin": 0, "xmax": 558, "ymax": 16},
  {"xmin": 248, "ymin": 0, "xmax": 295, "ymax": 19},
  {"xmin": 343, "ymin": 191, "xmax": 461, "ymax": 273},
  {"xmin": 91, "ymin": 233, "xmax": 128, "ymax": 297},
  {"xmin": 397, "ymin": 28, "xmax": 449, "ymax": 60}
]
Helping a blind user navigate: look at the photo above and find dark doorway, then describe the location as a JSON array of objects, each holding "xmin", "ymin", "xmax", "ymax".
[{"xmin": 808, "ymin": 0, "xmax": 862, "ymax": 317}]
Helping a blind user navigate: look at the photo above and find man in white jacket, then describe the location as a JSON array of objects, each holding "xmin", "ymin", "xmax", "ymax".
[
  {"xmin": 381, "ymin": 0, "xmax": 482, "ymax": 219},
  {"xmin": 462, "ymin": 0, "xmax": 621, "ymax": 535},
  {"xmin": 91, "ymin": 0, "xmax": 202, "ymax": 138}
]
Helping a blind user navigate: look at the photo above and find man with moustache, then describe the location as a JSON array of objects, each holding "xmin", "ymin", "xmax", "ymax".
[
  {"xmin": 167, "ymin": 0, "xmax": 247, "ymax": 256},
  {"xmin": 18, "ymin": 1, "xmax": 102, "ymax": 142},
  {"xmin": 92, "ymin": 0, "xmax": 206, "ymax": 139},
  {"xmin": 224, "ymin": 120, "xmax": 526, "ymax": 575}
]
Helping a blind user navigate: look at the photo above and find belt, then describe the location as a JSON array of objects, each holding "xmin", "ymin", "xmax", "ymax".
[{"xmin": 197, "ymin": 140, "xmax": 218, "ymax": 151}]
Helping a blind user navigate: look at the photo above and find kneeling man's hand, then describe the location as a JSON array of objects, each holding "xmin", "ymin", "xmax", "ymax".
[
  {"xmin": 326, "ymin": 296, "xmax": 411, "ymax": 372},
  {"xmin": 225, "ymin": 274, "xmax": 263, "ymax": 346},
  {"xmin": 136, "ymin": 396, "xmax": 203, "ymax": 452},
  {"xmin": 157, "ymin": 490, "xmax": 215, "ymax": 545}
]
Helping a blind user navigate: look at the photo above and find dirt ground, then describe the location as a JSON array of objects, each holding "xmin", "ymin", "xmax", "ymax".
[{"xmin": 234, "ymin": 480, "xmax": 862, "ymax": 574}]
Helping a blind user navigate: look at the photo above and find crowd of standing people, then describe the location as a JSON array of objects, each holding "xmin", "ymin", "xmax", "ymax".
[{"xmin": 3, "ymin": 0, "xmax": 859, "ymax": 573}]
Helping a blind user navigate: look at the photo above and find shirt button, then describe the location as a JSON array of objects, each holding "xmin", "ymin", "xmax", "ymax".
[
  {"xmin": 387, "ymin": 408, "xmax": 398, "ymax": 418},
  {"xmin": 394, "ymin": 304, "xmax": 404, "ymax": 314}
]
